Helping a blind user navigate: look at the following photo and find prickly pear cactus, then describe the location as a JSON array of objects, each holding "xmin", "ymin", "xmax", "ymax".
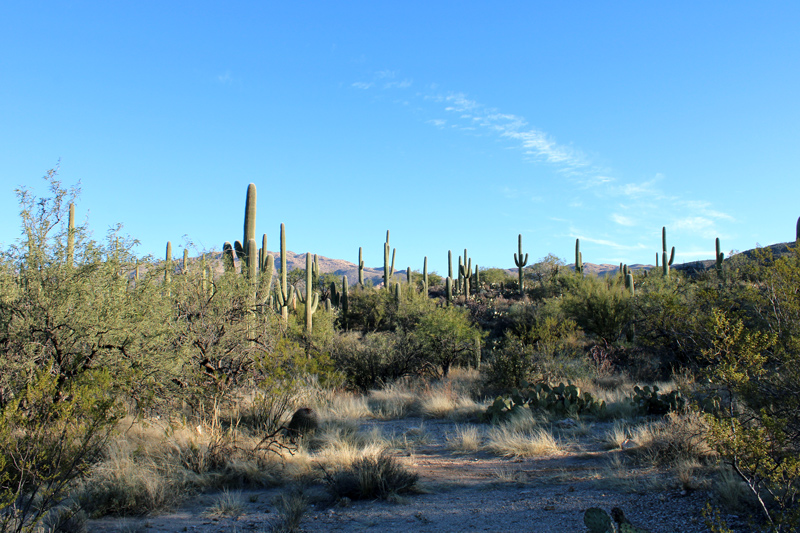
[{"xmin": 584, "ymin": 507, "xmax": 615, "ymax": 533}]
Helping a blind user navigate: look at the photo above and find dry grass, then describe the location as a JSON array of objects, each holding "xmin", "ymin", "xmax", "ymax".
[
  {"xmin": 627, "ymin": 411, "xmax": 714, "ymax": 466},
  {"xmin": 322, "ymin": 451, "xmax": 419, "ymax": 501},
  {"xmin": 204, "ymin": 489, "xmax": 245, "ymax": 518},
  {"xmin": 367, "ymin": 381, "xmax": 420, "ymax": 419},
  {"xmin": 269, "ymin": 490, "xmax": 308, "ymax": 533},
  {"xmin": 485, "ymin": 425, "xmax": 561, "ymax": 458},
  {"xmin": 601, "ymin": 420, "xmax": 631, "ymax": 450},
  {"xmin": 314, "ymin": 392, "xmax": 371, "ymax": 422},
  {"xmin": 490, "ymin": 467, "xmax": 528, "ymax": 486},
  {"xmin": 445, "ymin": 425, "xmax": 482, "ymax": 453}
]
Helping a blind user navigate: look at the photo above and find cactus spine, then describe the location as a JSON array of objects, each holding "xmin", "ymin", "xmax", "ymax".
[
  {"xmin": 662, "ymin": 226, "xmax": 675, "ymax": 277},
  {"xmin": 575, "ymin": 238, "xmax": 583, "ymax": 275},
  {"xmin": 66, "ymin": 202, "xmax": 75, "ymax": 268},
  {"xmin": 514, "ymin": 234, "xmax": 528, "ymax": 294}
]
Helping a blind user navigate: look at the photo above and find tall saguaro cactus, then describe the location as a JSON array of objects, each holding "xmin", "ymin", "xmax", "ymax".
[
  {"xmin": 300, "ymin": 252, "xmax": 319, "ymax": 333},
  {"xmin": 66, "ymin": 202, "xmax": 75, "ymax": 268},
  {"xmin": 384, "ymin": 230, "xmax": 395, "ymax": 289},
  {"xmin": 277, "ymin": 223, "xmax": 290, "ymax": 320},
  {"xmin": 459, "ymin": 249, "xmax": 472, "ymax": 299},
  {"xmin": 165, "ymin": 241, "xmax": 172, "ymax": 297},
  {"xmin": 514, "ymin": 234, "xmax": 528, "ymax": 294},
  {"xmin": 422, "ymin": 256, "xmax": 429, "ymax": 296},
  {"xmin": 575, "ymin": 238, "xmax": 583, "ymax": 275},
  {"xmin": 234, "ymin": 183, "xmax": 257, "ymax": 274},
  {"xmin": 662, "ymin": 226, "xmax": 675, "ymax": 277},
  {"xmin": 715, "ymin": 237, "xmax": 725, "ymax": 280}
]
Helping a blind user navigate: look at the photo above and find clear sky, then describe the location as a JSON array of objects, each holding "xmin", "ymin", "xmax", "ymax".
[{"xmin": 2, "ymin": 2, "xmax": 798, "ymax": 274}]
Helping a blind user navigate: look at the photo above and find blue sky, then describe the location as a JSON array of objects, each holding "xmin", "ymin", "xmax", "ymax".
[{"xmin": 2, "ymin": 2, "xmax": 799, "ymax": 274}]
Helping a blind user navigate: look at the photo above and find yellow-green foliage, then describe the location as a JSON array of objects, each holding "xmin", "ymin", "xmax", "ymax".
[{"xmin": 0, "ymin": 369, "xmax": 122, "ymax": 531}]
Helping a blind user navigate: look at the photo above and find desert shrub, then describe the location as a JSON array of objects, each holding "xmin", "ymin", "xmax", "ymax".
[
  {"xmin": 701, "ymin": 307, "xmax": 800, "ymax": 530},
  {"xmin": 413, "ymin": 305, "xmax": 484, "ymax": 377},
  {"xmin": 484, "ymin": 304, "xmax": 583, "ymax": 389},
  {"xmin": 0, "ymin": 369, "xmax": 122, "ymax": 532},
  {"xmin": 561, "ymin": 275, "xmax": 634, "ymax": 343}
]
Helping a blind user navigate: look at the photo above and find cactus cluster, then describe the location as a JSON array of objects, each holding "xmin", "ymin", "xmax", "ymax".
[
  {"xmin": 485, "ymin": 380, "xmax": 606, "ymax": 422},
  {"xmin": 630, "ymin": 385, "xmax": 685, "ymax": 416}
]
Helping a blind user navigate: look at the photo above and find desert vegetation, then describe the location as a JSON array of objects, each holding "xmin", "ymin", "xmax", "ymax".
[{"xmin": 1, "ymin": 171, "xmax": 799, "ymax": 532}]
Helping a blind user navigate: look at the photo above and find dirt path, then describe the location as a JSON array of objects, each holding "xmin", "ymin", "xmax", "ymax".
[{"xmin": 88, "ymin": 418, "xmax": 729, "ymax": 532}]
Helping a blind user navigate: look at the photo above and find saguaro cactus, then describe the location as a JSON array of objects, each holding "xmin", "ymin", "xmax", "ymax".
[
  {"xmin": 715, "ymin": 237, "xmax": 725, "ymax": 280},
  {"xmin": 445, "ymin": 276, "xmax": 453, "ymax": 306},
  {"xmin": 223, "ymin": 242, "xmax": 235, "ymax": 273},
  {"xmin": 384, "ymin": 230, "xmax": 395, "ymax": 289},
  {"xmin": 66, "ymin": 202, "xmax": 75, "ymax": 268},
  {"xmin": 278, "ymin": 223, "xmax": 290, "ymax": 320},
  {"xmin": 662, "ymin": 226, "xmax": 675, "ymax": 277},
  {"xmin": 459, "ymin": 249, "xmax": 472, "ymax": 299},
  {"xmin": 183, "ymin": 248, "xmax": 190, "ymax": 273},
  {"xmin": 448, "ymin": 250, "xmax": 453, "ymax": 281},
  {"xmin": 625, "ymin": 272, "xmax": 635, "ymax": 296},
  {"xmin": 234, "ymin": 183, "xmax": 257, "ymax": 274},
  {"xmin": 422, "ymin": 256, "xmax": 429, "ymax": 296},
  {"xmin": 165, "ymin": 241, "xmax": 172, "ymax": 296},
  {"xmin": 299, "ymin": 253, "xmax": 319, "ymax": 333},
  {"xmin": 575, "ymin": 238, "xmax": 583, "ymax": 275},
  {"xmin": 514, "ymin": 234, "xmax": 528, "ymax": 294},
  {"xmin": 341, "ymin": 275, "xmax": 349, "ymax": 330},
  {"xmin": 358, "ymin": 247, "xmax": 365, "ymax": 287}
]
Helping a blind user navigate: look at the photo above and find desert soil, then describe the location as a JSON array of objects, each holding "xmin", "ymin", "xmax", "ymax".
[{"xmin": 87, "ymin": 417, "xmax": 737, "ymax": 533}]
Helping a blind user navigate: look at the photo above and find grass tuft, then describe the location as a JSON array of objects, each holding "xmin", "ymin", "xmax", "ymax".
[
  {"xmin": 323, "ymin": 451, "xmax": 419, "ymax": 500},
  {"xmin": 485, "ymin": 426, "xmax": 560, "ymax": 458}
]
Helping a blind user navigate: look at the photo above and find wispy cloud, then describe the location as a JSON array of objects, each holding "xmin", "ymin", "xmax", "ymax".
[
  {"xmin": 611, "ymin": 213, "xmax": 635, "ymax": 226},
  {"xmin": 350, "ymin": 70, "xmax": 733, "ymax": 259},
  {"xmin": 217, "ymin": 71, "xmax": 233, "ymax": 84}
]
